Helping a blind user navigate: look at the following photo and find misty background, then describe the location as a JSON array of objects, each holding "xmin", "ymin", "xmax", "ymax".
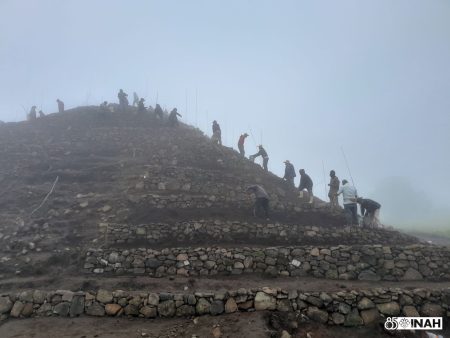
[{"xmin": 1, "ymin": 0, "xmax": 449, "ymax": 232}]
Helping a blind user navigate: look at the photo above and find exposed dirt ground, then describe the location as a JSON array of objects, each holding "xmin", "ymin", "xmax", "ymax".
[
  {"xmin": 0, "ymin": 274, "xmax": 448, "ymax": 294},
  {"xmin": 0, "ymin": 312, "xmax": 446, "ymax": 338}
]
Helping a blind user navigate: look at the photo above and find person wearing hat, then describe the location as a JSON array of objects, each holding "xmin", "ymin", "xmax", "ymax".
[
  {"xmin": 212, "ymin": 120, "xmax": 222, "ymax": 145},
  {"xmin": 137, "ymin": 98, "xmax": 146, "ymax": 113},
  {"xmin": 283, "ymin": 160, "xmax": 296, "ymax": 186},
  {"xmin": 250, "ymin": 145, "xmax": 269, "ymax": 171},
  {"xmin": 336, "ymin": 179, "xmax": 358, "ymax": 225},
  {"xmin": 328, "ymin": 170, "xmax": 340, "ymax": 210},
  {"xmin": 237, "ymin": 133, "xmax": 249, "ymax": 156},
  {"xmin": 298, "ymin": 169, "xmax": 314, "ymax": 203},
  {"xmin": 56, "ymin": 99, "xmax": 64, "ymax": 113}
]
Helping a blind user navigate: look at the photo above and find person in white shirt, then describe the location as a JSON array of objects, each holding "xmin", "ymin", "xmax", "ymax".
[{"xmin": 336, "ymin": 179, "xmax": 358, "ymax": 225}]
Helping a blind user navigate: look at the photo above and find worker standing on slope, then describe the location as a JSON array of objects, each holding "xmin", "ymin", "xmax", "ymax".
[
  {"xmin": 237, "ymin": 133, "xmax": 249, "ymax": 156},
  {"xmin": 357, "ymin": 197, "xmax": 381, "ymax": 228},
  {"xmin": 250, "ymin": 145, "xmax": 269, "ymax": 171},
  {"xmin": 247, "ymin": 185, "xmax": 270, "ymax": 219},
  {"xmin": 28, "ymin": 106, "xmax": 37, "ymax": 121},
  {"xmin": 154, "ymin": 104, "xmax": 164, "ymax": 120},
  {"xmin": 133, "ymin": 92, "xmax": 139, "ymax": 106},
  {"xmin": 168, "ymin": 108, "xmax": 182, "ymax": 126},
  {"xmin": 336, "ymin": 179, "xmax": 358, "ymax": 225},
  {"xmin": 56, "ymin": 99, "xmax": 64, "ymax": 113},
  {"xmin": 328, "ymin": 170, "xmax": 340, "ymax": 210},
  {"xmin": 212, "ymin": 120, "xmax": 222, "ymax": 145},
  {"xmin": 137, "ymin": 98, "xmax": 146, "ymax": 114},
  {"xmin": 118, "ymin": 89, "xmax": 128, "ymax": 111},
  {"xmin": 283, "ymin": 160, "xmax": 296, "ymax": 186},
  {"xmin": 298, "ymin": 169, "xmax": 314, "ymax": 203}
]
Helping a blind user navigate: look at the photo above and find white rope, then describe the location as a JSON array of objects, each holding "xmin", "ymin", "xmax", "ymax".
[{"xmin": 30, "ymin": 176, "xmax": 59, "ymax": 216}]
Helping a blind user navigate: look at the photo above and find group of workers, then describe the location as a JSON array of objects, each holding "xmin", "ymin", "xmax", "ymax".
[
  {"xmin": 26, "ymin": 99, "xmax": 64, "ymax": 121},
  {"xmin": 25, "ymin": 89, "xmax": 382, "ymax": 228}
]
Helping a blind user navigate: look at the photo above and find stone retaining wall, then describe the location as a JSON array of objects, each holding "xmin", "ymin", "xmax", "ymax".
[
  {"xmin": 84, "ymin": 245, "xmax": 450, "ymax": 281},
  {"xmin": 1, "ymin": 287, "xmax": 449, "ymax": 326},
  {"xmin": 102, "ymin": 221, "xmax": 418, "ymax": 246}
]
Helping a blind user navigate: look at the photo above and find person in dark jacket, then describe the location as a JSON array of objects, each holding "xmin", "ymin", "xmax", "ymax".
[
  {"xmin": 237, "ymin": 133, "xmax": 248, "ymax": 156},
  {"xmin": 250, "ymin": 145, "xmax": 269, "ymax": 171},
  {"xmin": 298, "ymin": 169, "xmax": 314, "ymax": 203},
  {"xmin": 212, "ymin": 120, "xmax": 222, "ymax": 145},
  {"xmin": 168, "ymin": 108, "xmax": 182, "ymax": 126},
  {"xmin": 283, "ymin": 160, "xmax": 296, "ymax": 186},
  {"xmin": 247, "ymin": 185, "xmax": 269, "ymax": 219},
  {"xmin": 357, "ymin": 197, "xmax": 381, "ymax": 228}
]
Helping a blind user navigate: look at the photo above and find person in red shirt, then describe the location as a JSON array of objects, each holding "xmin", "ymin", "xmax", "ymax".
[{"xmin": 237, "ymin": 133, "xmax": 249, "ymax": 156}]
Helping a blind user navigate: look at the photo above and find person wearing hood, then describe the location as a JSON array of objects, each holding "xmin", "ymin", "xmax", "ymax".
[
  {"xmin": 118, "ymin": 89, "xmax": 128, "ymax": 111},
  {"xmin": 28, "ymin": 106, "xmax": 37, "ymax": 121},
  {"xmin": 154, "ymin": 104, "xmax": 164, "ymax": 119},
  {"xmin": 283, "ymin": 160, "xmax": 296, "ymax": 186}
]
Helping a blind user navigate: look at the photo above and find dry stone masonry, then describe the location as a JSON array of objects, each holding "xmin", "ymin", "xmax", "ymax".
[
  {"xmin": 84, "ymin": 245, "xmax": 450, "ymax": 281},
  {"xmin": 102, "ymin": 220, "xmax": 418, "ymax": 246},
  {"xmin": 1, "ymin": 287, "xmax": 449, "ymax": 326}
]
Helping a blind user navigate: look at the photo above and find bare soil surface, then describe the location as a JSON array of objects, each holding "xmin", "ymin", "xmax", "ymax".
[
  {"xmin": 0, "ymin": 274, "xmax": 448, "ymax": 294},
  {"xmin": 0, "ymin": 312, "xmax": 445, "ymax": 338}
]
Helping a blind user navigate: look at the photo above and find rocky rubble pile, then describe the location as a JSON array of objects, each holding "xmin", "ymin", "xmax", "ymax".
[{"xmin": 84, "ymin": 244, "xmax": 450, "ymax": 281}]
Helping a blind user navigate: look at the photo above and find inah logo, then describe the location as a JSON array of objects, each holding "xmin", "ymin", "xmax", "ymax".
[{"xmin": 384, "ymin": 317, "xmax": 443, "ymax": 330}]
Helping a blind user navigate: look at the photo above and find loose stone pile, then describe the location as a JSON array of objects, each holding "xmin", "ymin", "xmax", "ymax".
[
  {"xmin": 102, "ymin": 221, "xmax": 418, "ymax": 246},
  {"xmin": 1, "ymin": 287, "xmax": 449, "ymax": 326},
  {"xmin": 84, "ymin": 244, "xmax": 450, "ymax": 281}
]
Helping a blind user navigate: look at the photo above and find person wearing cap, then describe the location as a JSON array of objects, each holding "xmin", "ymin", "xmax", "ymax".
[
  {"xmin": 298, "ymin": 169, "xmax": 314, "ymax": 203},
  {"xmin": 357, "ymin": 197, "xmax": 381, "ymax": 228},
  {"xmin": 56, "ymin": 99, "xmax": 64, "ymax": 113},
  {"xmin": 212, "ymin": 120, "xmax": 222, "ymax": 145},
  {"xmin": 137, "ymin": 98, "xmax": 146, "ymax": 113},
  {"xmin": 237, "ymin": 133, "xmax": 249, "ymax": 156},
  {"xmin": 283, "ymin": 160, "xmax": 296, "ymax": 186},
  {"xmin": 336, "ymin": 179, "xmax": 358, "ymax": 225},
  {"xmin": 246, "ymin": 185, "xmax": 269, "ymax": 219},
  {"xmin": 28, "ymin": 106, "xmax": 37, "ymax": 121},
  {"xmin": 328, "ymin": 170, "xmax": 340, "ymax": 210},
  {"xmin": 250, "ymin": 145, "xmax": 269, "ymax": 171}
]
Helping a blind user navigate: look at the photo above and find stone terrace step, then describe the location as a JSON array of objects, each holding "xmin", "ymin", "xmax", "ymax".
[
  {"xmin": 84, "ymin": 244, "xmax": 450, "ymax": 282},
  {"xmin": 101, "ymin": 221, "xmax": 419, "ymax": 247},
  {"xmin": 1, "ymin": 286, "xmax": 449, "ymax": 326}
]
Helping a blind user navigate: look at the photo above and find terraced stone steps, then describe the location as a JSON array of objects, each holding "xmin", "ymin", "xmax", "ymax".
[
  {"xmin": 1, "ymin": 286, "xmax": 449, "ymax": 327},
  {"xmin": 84, "ymin": 244, "xmax": 450, "ymax": 281}
]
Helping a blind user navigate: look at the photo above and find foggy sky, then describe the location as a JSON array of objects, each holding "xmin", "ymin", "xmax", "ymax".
[{"xmin": 1, "ymin": 0, "xmax": 449, "ymax": 228}]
